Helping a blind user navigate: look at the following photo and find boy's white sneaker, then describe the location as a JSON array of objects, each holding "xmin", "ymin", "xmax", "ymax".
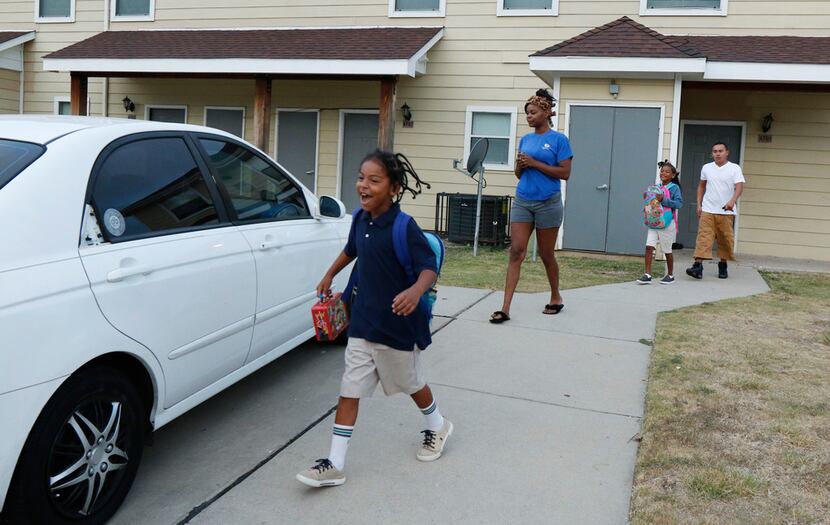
[
  {"xmin": 296, "ymin": 459, "xmax": 345, "ymax": 487},
  {"xmin": 417, "ymin": 419, "xmax": 453, "ymax": 462}
]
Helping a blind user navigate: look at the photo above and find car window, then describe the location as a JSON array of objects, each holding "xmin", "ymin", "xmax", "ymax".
[
  {"xmin": 199, "ymin": 138, "xmax": 310, "ymax": 222},
  {"xmin": 91, "ymin": 137, "xmax": 219, "ymax": 242},
  {"xmin": 0, "ymin": 139, "xmax": 45, "ymax": 191}
]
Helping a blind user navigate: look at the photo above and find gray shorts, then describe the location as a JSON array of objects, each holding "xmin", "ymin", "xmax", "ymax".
[
  {"xmin": 511, "ymin": 193, "xmax": 563, "ymax": 229},
  {"xmin": 340, "ymin": 338, "xmax": 426, "ymax": 398}
]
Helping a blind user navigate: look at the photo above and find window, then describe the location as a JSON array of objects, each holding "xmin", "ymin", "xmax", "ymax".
[
  {"xmin": 91, "ymin": 137, "xmax": 219, "ymax": 241},
  {"xmin": 464, "ymin": 106, "xmax": 518, "ymax": 171},
  {"xmin": 147, "ymin": 106, "xmax": 187, "ymax": 123},
  {"xmin": 111, "ymin": 0, "xmax": 154, "ymax": 20},
  {"xmin": 641, "ymin": 0, "xmax": 726, "ymax": 15},
  {"xmin": 497, "ymin": 0, "xmax": 557, "ymax": 16},
  {"xmin": 389, "ymin": 0, "xmax": 445, "ymax": 17},
  {"xmin": 199, "ymin": 138, "xmax": 310, "ymax": 222},
  {"xmin": 205, "ymin": 107, "xmax": 245, "ymax": 138},
  {"xmin": 36, "ymin": 0, "xmax": 74, "ymax": 21}
]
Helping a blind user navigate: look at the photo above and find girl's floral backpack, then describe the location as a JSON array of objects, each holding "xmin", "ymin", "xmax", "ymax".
[{"xmin": 643, "ymin": 184, "xmax": 674, "ymax": 229}]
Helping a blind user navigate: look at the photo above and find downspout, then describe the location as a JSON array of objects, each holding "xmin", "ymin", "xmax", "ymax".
[{"xmin": 101, "ymin": 0, "xmax": 110, "ymax": 116}]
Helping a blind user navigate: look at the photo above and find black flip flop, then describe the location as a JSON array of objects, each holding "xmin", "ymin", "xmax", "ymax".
[
  {"xmin": 543, "ymin": 304, "xmax": 564, "ymax": 315},
  {"xmin": 489, "ymin": 311, "xmax": 510, "ymax": 323}
]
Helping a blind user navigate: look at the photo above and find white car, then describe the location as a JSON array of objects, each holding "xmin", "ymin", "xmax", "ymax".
[{"xmin": 0, "ymin": 116, "xmax": 351, "ymax": 524}]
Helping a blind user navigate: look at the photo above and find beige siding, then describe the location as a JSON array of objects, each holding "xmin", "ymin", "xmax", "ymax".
[
  {"xmin": 0, "ymin": 69, "xmax": 20, "ymax": 114},
  {"xmin": 681, "ymin": 87, "xmax": 830, "ymax": 260}
]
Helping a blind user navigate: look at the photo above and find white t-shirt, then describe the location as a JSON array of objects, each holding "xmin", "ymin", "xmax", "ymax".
[{"xmin": 700, "ymin": 161, "xmax": 746, "ymax": 215}]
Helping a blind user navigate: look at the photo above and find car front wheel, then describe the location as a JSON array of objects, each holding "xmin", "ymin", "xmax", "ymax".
[{"xmin": 4, "ymin": 366, "xmax": 145, "ymax": 525}]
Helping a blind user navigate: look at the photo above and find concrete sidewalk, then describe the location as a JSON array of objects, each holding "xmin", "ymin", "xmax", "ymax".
[{"xmin": 189, "ymin": 261, "xmax": 770, "ymax": 525}]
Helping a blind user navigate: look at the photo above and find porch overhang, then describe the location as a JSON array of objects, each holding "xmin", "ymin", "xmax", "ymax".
[
  {"xmin": 0, "ymin": 31, "xmax": 35, "ymax": 72},
  {"xmin": 42, "ymin": 27, "xmax": 444, "ymax": 78}
]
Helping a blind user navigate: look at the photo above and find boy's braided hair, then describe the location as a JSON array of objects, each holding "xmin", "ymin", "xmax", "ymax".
[{"xmin": 361, "ymin": 149, "xmax": 431, "ymax": 203}]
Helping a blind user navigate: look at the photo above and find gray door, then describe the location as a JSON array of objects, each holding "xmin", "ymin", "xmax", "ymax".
[
  {"xmin": 563, "ymin": 106, "xmax": 661, "ymax": 255},
  {"xmin": 677, "ymin": 124, "xmax": 743, "ymax": 248},
  {"xmin": 340, "ymin": 112, "xmax": 378, "ymax": 212},
  {"xmin": 277, "ymin": 111, "xmax": 318, "ymax": 192}
]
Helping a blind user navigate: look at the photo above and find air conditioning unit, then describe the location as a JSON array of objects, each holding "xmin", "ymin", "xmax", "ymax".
[{"xmin": 434, "ymin": 193, "xmax": 512, "ymax": 245}]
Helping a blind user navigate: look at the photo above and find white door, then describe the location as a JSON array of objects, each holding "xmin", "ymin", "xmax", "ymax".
[
  {"xmin": 196, "ymin": 137, "xmax": 342, "ymax": 363},
  {"xmin": 79, "ymin": 135, "xmax": 257, "ymax": 407}
]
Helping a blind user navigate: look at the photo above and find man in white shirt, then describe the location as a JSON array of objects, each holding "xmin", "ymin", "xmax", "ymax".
[{"xmin": 686, "ymin": 142, "xmax": 745, "ymax": 279}]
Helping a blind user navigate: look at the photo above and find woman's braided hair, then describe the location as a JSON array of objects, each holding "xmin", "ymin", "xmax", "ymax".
[{"xmin": 361, "ymin": 149, "xmax": 431, "ymax": 203}]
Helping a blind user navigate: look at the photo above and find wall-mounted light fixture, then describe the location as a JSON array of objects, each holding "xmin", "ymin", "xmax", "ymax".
[
  {"xmin": 401, "ymin": 102, "xmax": 413, "ymax": 128},
  {"xmin": 609, "ymin": 80, "xmax": 620, "ymax": 99},
  {"xmin": 761, "ymin": 112, "xmax": 774, "ymax": 133},
  {"xmin": 122, "ymin": 96, "xmax": 135, "ymax": 113}
]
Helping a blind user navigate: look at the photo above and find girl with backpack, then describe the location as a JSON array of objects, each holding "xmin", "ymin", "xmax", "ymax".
[
  {"xmin": 637, "ymin": 161, "xmax": 683, "ymax": 285},
  {"xmin": 297, "ymin": 150, "xmax": 452, "ymax": 488}
]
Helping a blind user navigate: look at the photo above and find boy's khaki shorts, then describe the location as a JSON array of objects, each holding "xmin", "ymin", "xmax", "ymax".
[{"xmin": 340, "ymin": 338, "xmax": 426, "ymax": 398}]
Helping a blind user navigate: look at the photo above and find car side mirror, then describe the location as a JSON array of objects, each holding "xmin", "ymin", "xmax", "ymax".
[{"xmin": 319, "ymin": 196, "xmax": 346, "ymax": 218}]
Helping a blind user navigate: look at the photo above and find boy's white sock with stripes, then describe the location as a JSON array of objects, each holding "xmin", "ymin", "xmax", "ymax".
[
  {"xmin": 421, "ymin": 400, "xmax": 444, "ymax": 432},
  {"xmin": 328, "ymin": 424, "xmax": 353, "ymax": 471}
]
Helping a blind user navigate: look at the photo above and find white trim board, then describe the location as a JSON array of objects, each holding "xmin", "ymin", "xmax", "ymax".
[
  {"xmin": 274, "ymin": 108, "xmax": 321, "ymax": 194},
  {"xmin": 677, "ymin": 119, "xmax": 746, "ymax": 253}
]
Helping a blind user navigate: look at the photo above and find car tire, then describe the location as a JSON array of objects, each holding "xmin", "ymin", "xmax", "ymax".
[{"xmin": 3, "ymin": 366, "xmax": 145, "ymax": 525}]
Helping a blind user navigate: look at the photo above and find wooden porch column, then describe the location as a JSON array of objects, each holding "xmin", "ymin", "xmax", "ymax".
[
  {"xmin": 378, "ymin": 76, "xmax": 397, "ymax": 151},
  {"xmin": 70, "ymin": 73, "xmax": 88, "ymax": 116},
  {"xmin": 253, "ymin": 76, "xmax": 272, "ymax": 153}
]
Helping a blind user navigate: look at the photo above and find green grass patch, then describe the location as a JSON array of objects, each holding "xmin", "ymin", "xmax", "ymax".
[{"xmin": 439, "ymin": 243, "xmax": 642, "ymax": 292}]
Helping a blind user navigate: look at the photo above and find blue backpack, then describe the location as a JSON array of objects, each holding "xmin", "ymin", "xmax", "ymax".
[{"xmin": 344, "ymin": 208, "xmax": 445, "ymax": 320}]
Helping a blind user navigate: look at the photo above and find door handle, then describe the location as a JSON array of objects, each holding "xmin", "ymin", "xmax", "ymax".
[
  {"xmin": 596, "ymin": 184, "xmax": 609, "ymax": 190},
  {"xmin": 107, "ymin": 265, "xmax": 153, "ymax": 283}
]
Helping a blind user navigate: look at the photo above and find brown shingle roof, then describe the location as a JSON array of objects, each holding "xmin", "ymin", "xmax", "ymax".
[
  {"xmin": 533, "ymin": 17, "xmax": 830, "ymax": 66},
  {"xmin": 44, "ymin": 27, "xmax": 443, "ymax": 61},
  {"xmin": 682, "ymin": 36, "xmax": 830, "ymax": 65},
  {"xmin": 532, "ymin": 17, "xmax": 703, "ymax": 59},
  {"xmin": 0, "ymin": 31, "xmax": 32, "ymax": 46}
]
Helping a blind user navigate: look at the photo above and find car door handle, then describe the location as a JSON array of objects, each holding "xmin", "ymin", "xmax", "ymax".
[
  {"xmin": 107, "ymin": 265, "xmax": 153, "ymax": 283},
  {"xmin": 596, "ymin": 184, "xmax": 609, "ymax": 190},
  {"xmin": 259, "ymin": 241, "xmax": 281, "ymax": 251}
]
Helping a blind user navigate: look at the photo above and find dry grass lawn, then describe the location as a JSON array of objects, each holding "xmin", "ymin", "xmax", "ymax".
[
  {"xmin": 630, "ymin": 272, "xmax": 830, "ymax": 525},
  {"xmin": 440, "ymin": 243, "xmax": 643, "ymax": 291}
]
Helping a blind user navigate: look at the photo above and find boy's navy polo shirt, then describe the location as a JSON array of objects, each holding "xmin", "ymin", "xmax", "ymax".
[{"xmin": 344, "ymin": 204, "xmax": 436, "ymax": 351}]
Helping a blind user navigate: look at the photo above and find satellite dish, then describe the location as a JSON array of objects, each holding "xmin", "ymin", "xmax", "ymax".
[{"xmin": 467, "ymin": 137, "xmax": 489, "ymax": 175}]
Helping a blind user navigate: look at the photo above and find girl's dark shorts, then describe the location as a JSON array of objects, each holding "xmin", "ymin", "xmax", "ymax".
[{"xmin": 511, "ymin": 193, "xmax": 563, "ymax": 229}]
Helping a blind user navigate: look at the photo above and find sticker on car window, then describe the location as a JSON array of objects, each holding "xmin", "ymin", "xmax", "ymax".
[{"xmin": 104, "ymin": 209, "xmax": 126, "ymax": 237}]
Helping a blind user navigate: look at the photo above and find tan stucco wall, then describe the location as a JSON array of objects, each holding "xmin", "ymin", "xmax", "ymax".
[
  {"xmin": 0, "ymin": 69, "xmax": 19, "ymax": 114},
  {"xmin": 681, "ymin": 86, "xmax": 830, "ymax": 261}
]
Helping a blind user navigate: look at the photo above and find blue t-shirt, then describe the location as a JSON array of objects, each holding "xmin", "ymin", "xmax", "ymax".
[
  {"xmin": 516, "ymin": 129, "xmax": 574, "ymax": 201},
  {"xmin": 344, "ymin": 204, "xmax": 436, "ymax": 351}
]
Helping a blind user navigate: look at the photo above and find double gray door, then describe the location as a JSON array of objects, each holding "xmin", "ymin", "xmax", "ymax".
[
  {"xmin": 276, "ymin": 111, "xmax": 318, "ymax": 192},
  {"xmin": 677, "ymin": 124, "xmax": 743, "ymax": 248},
  {"xmin": 563, "ymin": 106, "xmax": 661, "ymax": 255},
  {"xmin": 339, "ymin": 112, "xmax": 379, "ymax": 212}
]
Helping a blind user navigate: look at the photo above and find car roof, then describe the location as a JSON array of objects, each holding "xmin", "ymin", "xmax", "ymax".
[{"xmin": 0, "ymin": 115, "xmax": 229, "ymax": 145}]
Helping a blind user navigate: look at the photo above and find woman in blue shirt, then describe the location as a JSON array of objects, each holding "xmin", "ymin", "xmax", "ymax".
[{"xmin": 490, "ymin": 89, "xmax": 574, "ymax": 323}]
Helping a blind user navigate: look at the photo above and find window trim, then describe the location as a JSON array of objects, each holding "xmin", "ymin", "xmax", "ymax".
[
  {"xmin": 35, "ymin": 0, "xmax": 75, "ymax": 23},
  {"xmin": 639, "ymin": 0, "xmax": 727, "ymax": 17},
  {"xmin": 203, "ymin": 106, "xmax": 246, "ymax": 139},
  {"xmin": 463, "ymin": 105, "xmax": 518, "ymax": 172},
  {"xmin": 497, "ymin": 0, "xmax": 558, "ymax": 17},
  {"xmin": 388, "ymin": 0, "xmax": 445, "ymax": 18},
  {"xmin": 110, "ymin": 0, "xmax": 155, "ymax": 22},
  {"xmin": 85, "ymin": 132, "xmax": 229, "ymax": 245},
  {"xmin": 193, "ymin": 133, "xmax": 312, "ymax": 226},
  {"xmin": 54, "ymin": 95, "xmax": 90, "ymax": 115},
  {"xmin": 145, "ymin": 104, "xmax": 188, "ymax": 123}
]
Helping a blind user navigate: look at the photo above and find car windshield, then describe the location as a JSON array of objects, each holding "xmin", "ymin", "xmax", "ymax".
[{"xmin": 0, "ymin": 139, "xmax": 45, "ymax": 191}]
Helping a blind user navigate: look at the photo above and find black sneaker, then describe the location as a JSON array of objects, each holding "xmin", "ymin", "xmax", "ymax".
[
  {"xmin": 686, "ymin": 262, "xmax": 703, "ymax": 279},
  {"xmin": 636, "ymin": 273, "xmax": 652, "ymax": 284},
  {"xmin": 718, "ymin": 261, "xmax": 728, "ymax": 279}
]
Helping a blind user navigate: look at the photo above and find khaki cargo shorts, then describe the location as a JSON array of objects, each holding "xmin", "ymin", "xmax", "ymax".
[{"xmin": 340, "ymin": 338, "xmax": 426, "ymax": 398}]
